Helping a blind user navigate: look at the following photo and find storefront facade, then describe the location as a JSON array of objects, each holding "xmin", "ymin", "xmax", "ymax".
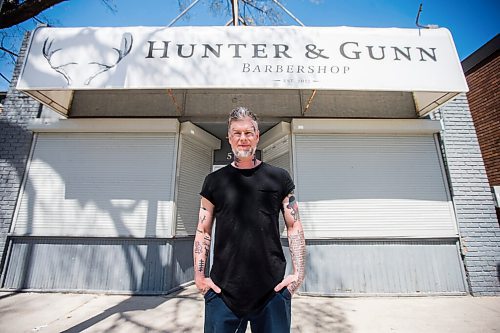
[{"xmin": 1, "ymin": 26, "xmax": 498, "ymax": 295}]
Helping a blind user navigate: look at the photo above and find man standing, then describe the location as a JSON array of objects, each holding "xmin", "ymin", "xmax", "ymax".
[{"xmin": 193, "ymin": 107, "xmax": 306, "ymax": 332}]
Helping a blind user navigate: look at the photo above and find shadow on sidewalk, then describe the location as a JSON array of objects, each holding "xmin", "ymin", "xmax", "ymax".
[
  {"xmin": 292, "ymin": 296, "xmax": 353, "ymax": 332},
  {"xmin": 60, "ymin": 297, "xmax": 162, "ymax": 333},
  {"xmin": 61, "ymin": 289, "xmax": 202, "ymax": 333}
]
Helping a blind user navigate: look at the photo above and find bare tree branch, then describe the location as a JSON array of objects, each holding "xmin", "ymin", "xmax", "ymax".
[
  {"xmin": 178, "ymin": 0, "xmax": 284, "ymax": 25},
  {"xmin": 242, "ymin": 0, "xmax": 265, "ymax": 14},
  {"xmin": 0, "ymin": 71, "xmax": 11, "ymax": 83},
  {"xmin": 0, "ymin": 45, "xmax": 18, "ymax": 57},
  {"xmin": 99, "ymin": 0, "xmax": 117, "ymax": 13},
  {"xmin": 32, "ymin": 15, "xmax": 46, "ymax": 25},
  {"xmin": 0, "ymin": 0, "xmax": 67, "ymax": 29}
]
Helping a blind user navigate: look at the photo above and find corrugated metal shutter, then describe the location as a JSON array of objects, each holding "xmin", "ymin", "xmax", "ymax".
[
  {"xmin": 262, "ymin": 135, "xmax": 292, "ymax": 237},
  {"xmin": 14, "ymin": 133, "xmax": 177, "ymax": 237},
  {"xmin": 294, "ymin": 135, "xmax": 457, "ymax": 238},
  {"xmin": 262, "ymin": 135, "xmax": 291, "ymax": 175},
  {"xmin": 175, "ymin": 135, "xmax": 214, "ymax": 236},
  {"xmin": 283, "ymin": 239, "xmax": 467, "ymax": 294},
  {"xmin": 3, "ymin": 236, "xmax": 193, "ymax": 294}
]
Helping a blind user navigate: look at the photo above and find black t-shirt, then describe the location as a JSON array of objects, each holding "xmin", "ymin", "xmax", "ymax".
[{"xmin": 200, "ymin": 162, "xmax": 295, "ymax": 317}]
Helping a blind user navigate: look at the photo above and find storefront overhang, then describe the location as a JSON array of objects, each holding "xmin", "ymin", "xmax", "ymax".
[{"xmin": 17, "ymin": 26, "xmax": 468, "ymax": 118}]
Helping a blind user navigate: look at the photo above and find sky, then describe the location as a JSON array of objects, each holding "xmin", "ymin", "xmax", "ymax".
[{"xmin": 0, "ymin": 0, "xmax": 498, "ymax": 91}]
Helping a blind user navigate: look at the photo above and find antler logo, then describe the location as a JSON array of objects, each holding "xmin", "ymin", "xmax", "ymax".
[{"xmin": 42, "ymin": 33, "xmax": 133, "ymax": 86}]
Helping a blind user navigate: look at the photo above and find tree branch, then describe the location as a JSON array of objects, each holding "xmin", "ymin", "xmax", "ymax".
[
  {"xmin": 0, "ymin": 71, "xmax": 11, "ymax": 83},
  {"xmin": 0, "ymin": 0, "xmax": 67, "ymax": 29},
  {"xmin": 32, "ymin": 15, "xmax": 46, "ymax": 25},
  {"xmin": 242, "ymin": 0, "xmax": 265, "ymax": 14},
  {"xmin": 0, "ymin": 45, "xmax": 18, "ymax": 57}
]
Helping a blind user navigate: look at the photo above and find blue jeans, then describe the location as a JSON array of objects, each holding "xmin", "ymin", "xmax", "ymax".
[{"xmin": 204, "ymin": 288, "xmax": 292, "ymax": 333}]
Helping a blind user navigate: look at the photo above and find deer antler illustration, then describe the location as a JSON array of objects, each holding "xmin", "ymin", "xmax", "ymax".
[
  {"xmin": 85, "ymin": 33, "xmax": 133, "ymax": 85},
  {"xmin": 42, "ymin": 38, "xmax": 77, "ymax": 85},
  {"xmin": 41, "ymin": 33, "xmax": 134, "ymax": 86}
]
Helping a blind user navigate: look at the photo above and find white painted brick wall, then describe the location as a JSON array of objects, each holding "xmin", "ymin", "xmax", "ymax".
[
  {"xmin": 435, "ymin": 94, "xmax": 500, "ymax": 295},
  {"xmin": 0, "ymin": 33, "xmax": 40, "ymax": 271}
]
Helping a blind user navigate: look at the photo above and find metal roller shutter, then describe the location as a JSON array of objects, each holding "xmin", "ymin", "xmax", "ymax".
[
  {"xmin": 13, "ymin": 133, "xmax": 177, "ymax": 238},
  {"xmin": 288, "ymin": 119, "xmax": 466, "ymax": 295},
  {"xmin": 283, "ymin": 239, "xmax": 466, "ymax": 294},
  {"xmin": 175, "ymin": 122, "xmax": 220, "ymax": 236},
  {"xmin": 2, "ymin": 237, "xmax": 194, "ymax": 293},
  {"xmin": 262, "ymin": 135, "xmax": 291, "ymax": 175},
  {"xmin": 293, "ymin": 134, "xmax": 457, "ymax": 239},
  {"xmin": 260, "ymin": 123, "xmax": 292, "ymax": 237}
]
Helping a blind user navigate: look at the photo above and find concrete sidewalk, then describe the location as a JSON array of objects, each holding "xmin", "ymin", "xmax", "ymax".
[{"xmin": 0, "ymin": 286, "xmax": 499, "ymax": 333}]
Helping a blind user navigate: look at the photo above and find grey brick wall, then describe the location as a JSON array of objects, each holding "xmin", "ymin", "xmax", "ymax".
[
  {"xmin": 436, "ymin": 93, "xmax": 500, "ymax": 295},
  {"xmin": 0, "ymin": 33, "xmax": 40, "ymax": 271}
]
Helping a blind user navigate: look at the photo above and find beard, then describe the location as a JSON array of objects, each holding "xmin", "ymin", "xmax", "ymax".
[{"xmin": 233, "ymin": 146, "xmax": 256, "ymax": 159}]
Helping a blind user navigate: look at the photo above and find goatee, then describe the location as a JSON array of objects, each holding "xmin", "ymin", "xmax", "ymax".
[{"xmin": 233, "ymin": 147, "xmax": 256, "ymax": 159}]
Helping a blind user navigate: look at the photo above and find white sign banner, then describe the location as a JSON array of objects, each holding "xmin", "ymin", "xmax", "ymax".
[{"xmin": 18, "ymin": 26, "xmax": 467, "ymax": 92}]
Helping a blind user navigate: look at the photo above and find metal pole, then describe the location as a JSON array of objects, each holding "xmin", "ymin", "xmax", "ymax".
[
  {"xmin": 271, "ymin": 0, "xmax": 305, "ymax": 27},
  {"xmin": 167, "ymin": 0, "xmax": 202, "ymax": 27},
  {"xmin": 232, "ymin": 0, "xmax": 239, "ymax": 26}
]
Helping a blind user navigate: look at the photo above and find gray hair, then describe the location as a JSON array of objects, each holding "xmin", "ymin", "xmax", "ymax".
[{"xmin": 228, "ymin": 106, "xmax": 259, "ymax": 132}]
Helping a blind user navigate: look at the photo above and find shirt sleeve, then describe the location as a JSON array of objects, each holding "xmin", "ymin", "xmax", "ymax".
[
  {"xmin": 282, "ymin": 169, "xmax": 295, "ymax": 200},
  {"xmin": 200, "ymin": 173, "xmax": 215, "ymax": 204}
]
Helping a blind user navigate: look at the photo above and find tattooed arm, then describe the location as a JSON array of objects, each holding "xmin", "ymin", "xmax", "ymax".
[
  {"xmin": 274, "ymin": 192, "xmax": 306, "ymax": 294},
  {"xmin": 193, "ymin": 197, "xmax": 221, "ymax": 295}
]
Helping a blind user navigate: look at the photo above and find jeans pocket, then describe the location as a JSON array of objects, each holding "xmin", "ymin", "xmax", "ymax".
[
  {"xmin": 280, "ymin": 287, "xmax": 292, "ymax": 300},
  {"xmin": 204, "ymin": 289, "xmax": 218, "ymax": 303}
]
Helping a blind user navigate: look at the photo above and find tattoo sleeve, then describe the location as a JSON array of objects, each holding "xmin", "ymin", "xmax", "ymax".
[
  {"xmin": 283, "ymin": 192, "xmax": 306, "ymax": 293},
  {"xmin": 288, "ymin": 228, "xmax": 306, "ymax": 293},
  {"xmin": 193, "ymin": 206, "xmax": 213, "ymax": 279},
  {"xmin": 198, "ymin": 259, "xmax": 205, "ymax": 273},
  {"xmin": 286, "ymin": 195, "xmax": 300, "ymax": 221}
]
